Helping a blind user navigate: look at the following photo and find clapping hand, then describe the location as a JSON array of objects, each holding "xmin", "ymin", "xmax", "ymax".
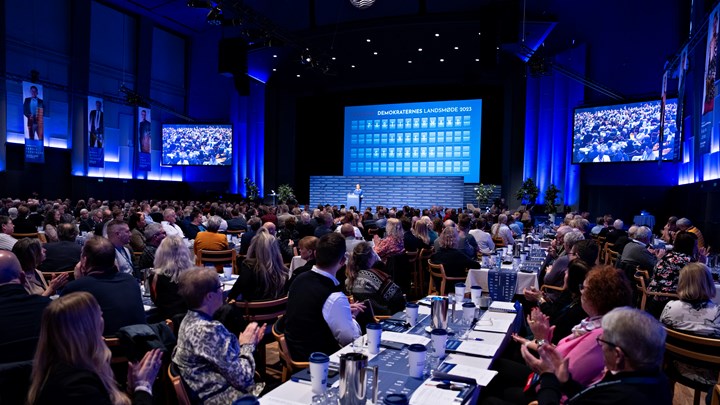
[
  {"xmin": 128, "ymin": 348, "xmax": 163, "ymax": 394},
  {"xmin": 520, "ymin": 343, "xmax": 569, "ymax": 383},
  {"xmin": 527, "ymin": 307, "xmax": 554, "ymax": 343},
  {"xmin": 350, "ymin": 301, "xmax": 366, "ymax": 318},
  {"xmin": 523, "ymin": 286, "xmax": 542, "ymax": 302},
  {"xmin": 239, "ymin": 322, "xmax": 266, "ymax": 346}
]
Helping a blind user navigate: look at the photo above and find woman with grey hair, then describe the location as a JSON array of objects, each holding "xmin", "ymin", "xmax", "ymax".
[
  {"xmin": 150, "ymin": 235, "xmax": 194, "ymax": 319},
  {"xmin": 521, "ymin": 307, "xmax": 671, "ymax": 404},
  {"xmin": 194, "ymin": 215, "xmax": 229, "ymax": 256}
]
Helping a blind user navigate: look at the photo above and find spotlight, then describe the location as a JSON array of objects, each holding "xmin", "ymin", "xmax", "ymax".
[
  {"xmin": 207, "ymin": 7, "xmax": 223, "ymax": 25},
  {"xmin": 187, "ymin": 0, "xmax": 211, "ymax": 7},
  {"xmin": 349, "ymin": 0, "xmax": 376, "ymax": 9},
  {"xmin": 301, "ymin": 49, "xmax": 312, "ymax": 65}
]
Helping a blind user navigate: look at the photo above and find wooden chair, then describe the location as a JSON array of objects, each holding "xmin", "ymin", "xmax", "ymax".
[
  {"xmin": 11, "ymin": 232, "xmax": 39, "ymax": 240},
  {"xmin": 597, "ymin": 237, "xmax": 607, "ymax": 262},
  {"xmin": 492, "ymin": 237, "xmax": 506, "ymax": 248},
  {"xmin": 604, "ymin": 245, "xmax": 619, "ymax": 266},
  {"xmin": 271, "ymin": 315, "xmax": 309, "ymax": 382},
  {"xmin": 633, "ymin": 271, "xmax": 678, "ymax": 311},
  {"xmin": 712, "ymin": 383, "xmax": 720, "ymax": 405},
  {"xmin": 540, "ymin": 284, "xmax": 565, "ymax": 295},
  {"xmin": 196, "ymin": 249, "xmax": 238, "ymax": 274},
  {"xmin": 225, "ymin": 229, "xmax": 244, "ymax": 237},
  {"xmin": 405, "ymin": 250, "xmax": 420, "ymax": 297},
  {"xmin": 418, "ymin": 248, "xmax": 433, "ymax": 295},
  {"xmin": 40, "ymin": 269, "xmax": 74, "ymax": 284},
  {"xmin": 233, "ymin": 296, "xmax": 289, "ymax": 377},
  {"xmin": 427, "ymin": 261, "xmax": 467, "ymax": 296},
  {"xmin": 168, "ymin": 362, "xmax": 191, "ymax": 405},
  {"xmin": 103, "ymin": 337, "xmax": 127, "ymax": 364},
  {"xmin": 664, "ymin": 327, "xmax": 720, "ymax": 405}
]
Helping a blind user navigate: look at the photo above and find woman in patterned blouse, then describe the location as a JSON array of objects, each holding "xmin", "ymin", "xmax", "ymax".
[
  {"xmin": 173, "ymin": 268, "xmax": 265, "ymax": 404},
  {"xmin": 372, "ymin": 217, "xmax": 404, "ymax": 261},
  {"xmin": 646, "ymin": 231, "xmax": 701, "ymax": 317}
]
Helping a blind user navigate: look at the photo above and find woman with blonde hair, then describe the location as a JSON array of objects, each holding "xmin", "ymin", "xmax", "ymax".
[
  {"xmin": 27, "ymin": 292, "xmax": 162, "ymax": 404},
  {"xmin": 661, "ymin": 262, "xmax": 720, "ymax": 336},
  {"xmin": 150, "ymin": 235, "xmax": 194, "ymax": 318},
  {"xmin": 228, "ymin": 227, "xmax": 288, "ymax": 301},
  {"xmin": 373, "ymin": 217, "xmax": 404, "ymax": 261},
  {"xmin": 405, "ymin": 218, "xmax": 431, "ymax": 251}
]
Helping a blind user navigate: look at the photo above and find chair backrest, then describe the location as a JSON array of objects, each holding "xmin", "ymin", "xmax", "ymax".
[
  {"xmin": 605, "ymin": 248, "xmax": 619, "ymax": 266},
  {"xmin": 0, "ymin": 360, "xmax": 33, "ymax": 405},
  {"xmin": 196, "ymin": 249, "xmax": 237, "ymax": 273},
  {"xmin": 168, "ymin": 362, "xmax": 191, "ymax": 405},
  {"xmin": 271, "ymin": 315, "xmax": 309, "ymax": 382},
  {"xmin": 492, "ymin": 237, "xmax": 506, "ymax": 248},
  {"xmin": 633, "ymin": 271, "xmax": 678, "ymax": 311},
  {"xmin": 428, "ymin": 261, "xmax": 445, "ymax": 279},
  {"xmin": 103, "ymin": 336, "xmax": 128, "ymax": 364},
  {"xmin": 40, "ymin": 270, "xmax": 75, "ymax": 284},
  {"xmin": 11, "ymin": 232, "xmax": 38, "ymax": 239},
  {"xmin": 665, "ymin": 327, "xmax": 720, "ymax": 366},
  {"xmin": 234, "ymin": 296, "xmax": 289, "ymax": 323}
]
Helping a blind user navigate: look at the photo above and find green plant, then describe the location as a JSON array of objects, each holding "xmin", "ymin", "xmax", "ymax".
[
  {"xmin": 244, "ymin": 177, "xmax": 259, "ymax": 200},
  {"xmin": 473, "ymin": 184, "xmax": 495, "ymax": 204},
  {"xmin": 544, "ymin": 184, "xmax": 561, "ymax": 214},
  {"xmin": 515, "ymin": 178, "xmax": 539, "ymax": 205},
  {"xmin": 277, "ymin": 184, "xmax": 295, "ymax": 203}
]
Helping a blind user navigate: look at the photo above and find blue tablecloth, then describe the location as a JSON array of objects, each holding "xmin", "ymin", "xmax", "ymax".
[{"xmin": 633, "ymin": 215, "xmax": 655, "ymax": 229}]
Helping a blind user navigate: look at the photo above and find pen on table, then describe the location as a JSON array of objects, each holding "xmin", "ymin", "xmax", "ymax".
[
  {"xmin": 471, "ymin": 337, "xmax": 484, "ymax": 341},
  {"xmin": 290, "ymin": 377, "xmax": 312, "ymax": 385}
]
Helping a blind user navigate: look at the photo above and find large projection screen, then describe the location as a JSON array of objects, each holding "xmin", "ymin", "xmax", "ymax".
[{"xmin": 344, "ymin": 99, "xmax": 482, "ymax": 183}]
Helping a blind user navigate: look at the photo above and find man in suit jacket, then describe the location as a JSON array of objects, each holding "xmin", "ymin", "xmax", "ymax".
[
  {"xmin": 38, "ymin": 223, "xmax": 81, "ymax": 273},
  {"xmin": 0, "ymin": 250, "xmax": 51, "ymax": 362},
  {"xmin": 89, "ymin": 100, "xmax": 104, "ymax": 148},
  {"xmin": 23, "ymin": 85, "xmax": 44, "ymax": 140}
]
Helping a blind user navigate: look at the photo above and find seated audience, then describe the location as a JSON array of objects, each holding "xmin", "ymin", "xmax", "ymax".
[
  {"xmin": 173, "ymin": 268, "xmax": 265, "ymax": 404},
  {"xmin": 13, "ymin": 238, "xmax": 68, "ymax": 297},
  {"xmin": 149, "ymin": 235, "xmax": 194, "ymax": 319},
  {"xmin": 128, "ymin": 212, "xmax": 147, "ymax": 253},
  {"xmin": 661, "ymin": 262, "xmax": 720, "ymax": 336},
  {"xmin": 341, "ymin": 223, "xmax": 364, "ymax": 253},
  {"xmin": 194, "ymin": 215, "xmax": 229, "ymax": 256},
  {"xmin": 13, "ymin": 205, "xmax": 37, "ymax": 234},
  {"xmin": 490, "ymin": 214, "xmax": 515, "ymax": 246},
  {"xmin": 161, "ymin": 208, "xmax": 185, "ymax": 238},
  {"xmin": 676, "ymin": 217, "xmax": 705, "ymax": 249},
  {"xmin": 646, "ymin": 231, "xmax": 699, "ymax": 317},
  {"xmin": 314, "ymin": 212, "xmax": 334, "ymax": 238},
  {"xmin": 605, "ymin": 219, "xmax": 627, "ymax": 244},
  {"xmin": 239, "ymin": 217, "xmax": 261, "ymax": 255},
  {"xmin": 0, "ymin": 250, "xmax": 51, "ymax": 362},
  {"xmin": 182, "ymin": 210, "xmax": 206, "ymax": 240},
  {"xmin": 373, "ymin": 217, "xmax": 404, "ymax": 261},
  {"xmin": 226, "ymin": 209, "xmax": 247, "ymax": 231},
  {"xmin": 661, "ymin": 216, "xmax": 678, "ymax": 243},
  {"xmin": 345, "ymin": 242, "xmax": 406, "ymax": 315},
  {"xmin": 107, "ymin": 219, "xmax": 135, "ymax": 276},
  {"xmin": 38, "ymin": 222, "xmax": 82, "ymax": 273},
  {"xmin": 404, "ymin": 217, "xmax": 432, "ymax": 252},
  {"xmin": 79, "ymin": 208, "xmax": 97, "ymax": 233},
  {"xmin": 430, "ymin": 226, "xmax": 480, "ymax": 291},
  {"xmin": 27, "ymin": 291, "xmax": 162, "ymax": 405},
  {"xmin": 43, "ymin": 209, "xmax": 61, "ymax": 243},
  {"xmin": 0, "ymin": 215, "xmax": 18, "ymax": 251},
  {"xmin": 523, "ymin": 307, "xmax": 671, "ymax": 404},
  {"xmin": 541, "ymin": 231, "xmax": 585, "ymax": 290},
  {"xmin": 296, "ymin": 211, "xmax": 315, "ymax": 238},
  {"xmin": 62, "ymin": 236, "xmax": 146, "ymax": 336},
  {"xmin": 618, "ymin": 225, "xmax": 657, "ymax": 272},
  {"xmin": 469, "ymin": 217, "xmax": 494, "ymax": 255},
  {"xmin": 285, "ymin": 233, "xmax": 365, "ymax": 361},
  {"xmin": 138, "ymin": 223, "xmax": 166, "ymax": 271},
  {"xmin": 485, "ymin": 265, "xmax": 633, "ymax": 404},
  {"xmin": 228, "ymin": 227, "xmax": 288, "ymax": 302},
  {"xmin": 286, "ymin": 236, "xmax": 317, "ymax": 287}
]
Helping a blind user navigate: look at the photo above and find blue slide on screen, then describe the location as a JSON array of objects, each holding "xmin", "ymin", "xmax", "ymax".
[{"xmin": 344, "ymin": 99, "xmax": 482, "ymax": 183}]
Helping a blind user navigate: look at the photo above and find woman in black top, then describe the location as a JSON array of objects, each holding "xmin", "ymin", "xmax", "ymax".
[{"xmin": 28, "ymin": 292, "xmax": 162, "ymax": 405}]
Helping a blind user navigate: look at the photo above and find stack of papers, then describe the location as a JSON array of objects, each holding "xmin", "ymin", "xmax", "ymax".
[
  {"xmin": 488, "ymin": 301, "xmax": 517, "ymax": 313},
  {"xmin": 437, "ymin": 362, "xmax": 498, "ymax": 386}
]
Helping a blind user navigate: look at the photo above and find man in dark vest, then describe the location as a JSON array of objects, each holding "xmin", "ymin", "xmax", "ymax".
[{"xmin": 284, "ymin": 233, "xmax": 365, "ymax": 361}]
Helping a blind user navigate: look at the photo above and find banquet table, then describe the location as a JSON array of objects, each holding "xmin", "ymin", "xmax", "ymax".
[
  {"xmin": 259, "ymin": 296, "xmax": 522, "ymax": 405},
  {"xmin": 465, "ymin": 265, "xmax": 539, "ymax": 295}
]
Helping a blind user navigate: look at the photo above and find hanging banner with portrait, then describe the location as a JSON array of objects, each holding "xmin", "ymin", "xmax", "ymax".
[
  {"xmin": 22, "ymin": 82, "xmax": 45, "ymax": 163},
  {"xmin": 700, "ymin": 6, "xmax": 719, "ymax": 155},
  {"xmin": 88, "ymin": 96, "xmax": 105, "ymax": 168},
  {"xmin": 677, "ymin": 46, "xmax": 688, "ymax": 144},
  {"xmin": 137, "ymin": 107, "xmax": 152, "ymax": 171}
]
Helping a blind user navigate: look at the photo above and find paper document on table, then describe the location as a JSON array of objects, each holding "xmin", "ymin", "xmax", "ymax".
[
  {"xmin": 143, "ymin": 305, "xmax": 153, "ymax": 311},
  {"xmin": 445, "ymin": 340, "xmax": 497, "ymax": 357},
  {"xmin": 437, "ymin": 363, "xmax": 498, "ymax": 386},
  {"xmin": 466, "ymin": 330, "xmax": 506, "ymax": 346},
  {"xmin": 409, "ymin": 381, "xmax": 467, "ymax": 404},
  {"xmin": 473, "ymin": 316, "xmax": 514, "ymax": 333},
  {"xmin": 257, "ymin": 379, "xmax": 317, "ymax": 404},
  {"xmin": 382, "ymin": 331, "xmax": 430, "ymax": 346},
  {"xmin": 488, "ymin": 301, "xmax": 517, "ymax": 313},
  {"xmin": 418, "ymin": 305, "xmax": 432, "ymax": 315},
  {"xmin": 443, "ymin": 353, "xmax": 492, "ymax": 370}
]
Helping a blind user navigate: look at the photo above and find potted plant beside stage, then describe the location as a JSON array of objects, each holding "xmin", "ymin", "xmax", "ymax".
[
  {"xmin": 515, "ymin": 178, "xmax": 539, "ymax": 206},
  {"xmin": 474, "ymin": 184, "xmax": 495, "ymax": 209},
  {"xmin": 277, "ymin": 184, "xmax": 295, "ymax": 204},
  {"xmin": 544, "ymin": 183, "xmax": 561, "ymax": 215},
  {"xmin": 244, "ymin": 177, "xmax": 259, "ymax": 201}
]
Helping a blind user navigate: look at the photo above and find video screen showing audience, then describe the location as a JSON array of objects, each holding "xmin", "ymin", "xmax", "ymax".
[
  {"xmin": 572, "ymin": 99, "xmax": 678, "ymax": 163},
  {"xmin": 161, "ymin": 124, "xmax": 232, "ymax": 166}
]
